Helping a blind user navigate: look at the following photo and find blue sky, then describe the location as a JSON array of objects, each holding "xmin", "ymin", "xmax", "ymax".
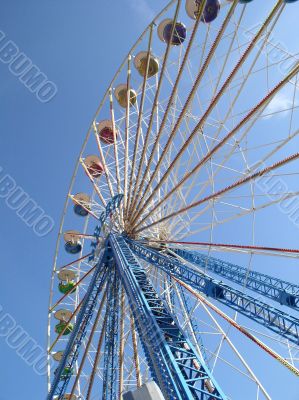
[{"xmin": 0, "ymin": 1, "xmax": 299, "ymax": 399}]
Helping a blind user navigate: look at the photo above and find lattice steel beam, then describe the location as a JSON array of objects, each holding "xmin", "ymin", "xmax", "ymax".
[
  {"xmin": 129, "ymin": 241, "xmax": 299, "ymax": 345},
  {"xmin": 110, "ymin": 234, "xmax": 226, "ymax": 400},
  {"xmin": 47, "ymin": 246, "xmax": 111, "ymax": 400},
  {"xmin": 102, "ymin": 266, "xmax": 121, "ymax": 400},
  {"xmin": 173, "ymin": 248, "xmax": 299, "ymax": 310},
  {"xmin": 177, "ymin": 284, "xmax": 210, "ymax": 368}
]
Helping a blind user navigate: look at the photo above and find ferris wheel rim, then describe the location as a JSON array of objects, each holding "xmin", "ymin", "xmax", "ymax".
[
  {"xmin": 47, "ymin": 0, "xmax": 179, "ymax": 389},
  {"xmin": 47, "ymin": 0, "xmax": 299, "ymax": 398}
]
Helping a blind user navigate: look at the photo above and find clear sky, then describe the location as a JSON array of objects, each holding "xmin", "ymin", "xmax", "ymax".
[{"xmin": 0, "ymin": 1, "xmax": 299, "ymax": 399}]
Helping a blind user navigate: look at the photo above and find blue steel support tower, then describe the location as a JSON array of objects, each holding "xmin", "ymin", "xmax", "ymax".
[{"xmin": 48, "ymin": 234, "xmax": 299, "ymax": 399}]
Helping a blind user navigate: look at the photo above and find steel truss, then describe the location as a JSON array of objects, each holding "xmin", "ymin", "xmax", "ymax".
[
  {"xmin": 128, "ymin": 241, "xmax": 299, "ymax": 345},
  {"xmin": 110, "ymin": 234, "xmax": 226, "ymax": 400},
  {"xmin": 48, "ymin": 235, "xmax": 299, "ymax": 399},
  {"xmin": 172, "ymin": 248, "xmax": 299, "ymax": 310},
  {"xmin": 47, "ymin": 247, "xmax": 111, "ymax": 400},
  {"xmin": 102, "ymin": 265, "xmax": 120, "ymax": 400},
  {"xmin": 177, "ymin": 284, "xmax": 210, "ymax": 368}
]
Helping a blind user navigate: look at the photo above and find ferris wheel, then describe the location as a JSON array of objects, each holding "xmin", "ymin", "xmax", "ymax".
[{"xmin": 47, "ymin": 0, "xmax": 299, "ymax": 399}]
